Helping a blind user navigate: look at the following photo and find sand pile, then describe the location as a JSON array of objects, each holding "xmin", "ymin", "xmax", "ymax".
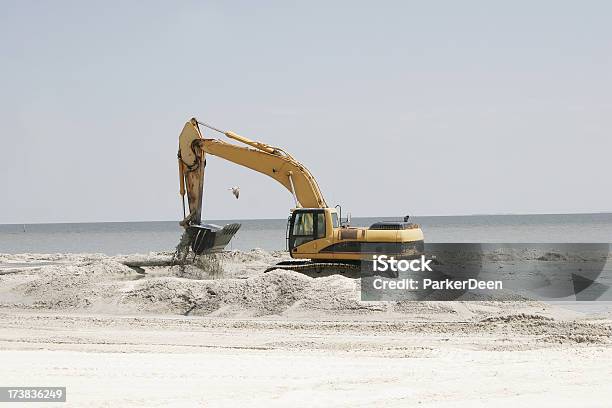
[
  {"xmin": 4, "ymin": 257, "xmax": 137, "ymax": 309},
  {"xmin": 122, "ymin": 268, "xmax": 489, "ymax": 319},
  {"xmin": 121, "ymin": 271, "xmax": 394, "ymax": 317},
  {"xmin": 0, "ymin": 249, "xmax": 587, "ymax": 321},
  {"xmin": 1, "ymin": 250, "xmax": 371, "ymax": 316}
]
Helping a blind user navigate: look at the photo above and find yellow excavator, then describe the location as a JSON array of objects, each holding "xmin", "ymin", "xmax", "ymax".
[{"xmin": 177, "ymin": 118, "xmax": 424, "ymax": 273}]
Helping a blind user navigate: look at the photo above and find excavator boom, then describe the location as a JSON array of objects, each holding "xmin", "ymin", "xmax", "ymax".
[{"xmin": 178, "ymin": 118, "xmax": 327, "ymax": 226}]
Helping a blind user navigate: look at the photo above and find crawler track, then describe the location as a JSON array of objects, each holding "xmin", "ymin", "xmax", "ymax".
[{"xmin": 264, "ymin": 260, "xmax": 362, "ymax": 274}]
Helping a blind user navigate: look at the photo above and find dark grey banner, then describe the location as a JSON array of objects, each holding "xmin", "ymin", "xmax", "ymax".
[
  {"xmin": 0, "ymin": 387, "xmax": 66, "ymax": 403},
  {"xmin": 361, "ymin": 243, "xmax": 611, "ymax": 301}
]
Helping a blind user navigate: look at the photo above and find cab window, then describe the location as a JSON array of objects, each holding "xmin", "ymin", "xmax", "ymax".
[
  {"xmin": 294, "ymin": 212, "xmax": 313, "ymax": 236},
  {"xmin": 331, "ymin": 212, "xmax": 339, "ymax": 228},
  {"xmin": 316, "ymin": 212, "xmax": 326, "ymax": 239}
]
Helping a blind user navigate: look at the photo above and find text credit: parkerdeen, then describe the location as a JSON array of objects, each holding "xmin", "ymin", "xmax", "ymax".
[{"xmin": 372, "ymin": 278, "xmax": 503, "ymax": 290}]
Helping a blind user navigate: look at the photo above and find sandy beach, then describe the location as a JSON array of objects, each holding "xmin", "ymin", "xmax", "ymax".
[{"xmin": 1, "ymin": 250, "xmax": 611, "ymax": 407}]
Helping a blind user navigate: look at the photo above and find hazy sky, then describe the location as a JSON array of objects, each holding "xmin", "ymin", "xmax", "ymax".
[{"xmin": 1, "ymin": 1, "xmax": 610, "ymax": 223}]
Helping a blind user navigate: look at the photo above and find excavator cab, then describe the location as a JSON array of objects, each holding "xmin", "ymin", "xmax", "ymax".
[
  {"xmin": 288, "ymin": 209, "xmax": 327, "ymax": 250},
  {"xmin": 287, "ymin": 208, "xmax": 342, "ymax": 254}
]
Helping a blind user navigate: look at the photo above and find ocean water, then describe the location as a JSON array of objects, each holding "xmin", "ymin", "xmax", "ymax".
[{"xmin": 0, "ymin": 213, "xmax": 611, "ymax": 255}]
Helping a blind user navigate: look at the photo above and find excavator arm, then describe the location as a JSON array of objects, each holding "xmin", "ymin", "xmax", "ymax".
[{"xmin": 178, "ymin": 118, "xmax": 327, "ymax": 228}]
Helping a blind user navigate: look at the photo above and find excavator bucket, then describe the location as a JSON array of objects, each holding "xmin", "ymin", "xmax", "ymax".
[{"xmin": 189, "ymin": 223, "xmax": 241, "ymax": 254}]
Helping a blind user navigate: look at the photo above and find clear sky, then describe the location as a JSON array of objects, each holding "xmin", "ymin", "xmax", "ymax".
[{"xmin": 1, "ymin": 1, "xmax": 610, "ymax": 223}]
